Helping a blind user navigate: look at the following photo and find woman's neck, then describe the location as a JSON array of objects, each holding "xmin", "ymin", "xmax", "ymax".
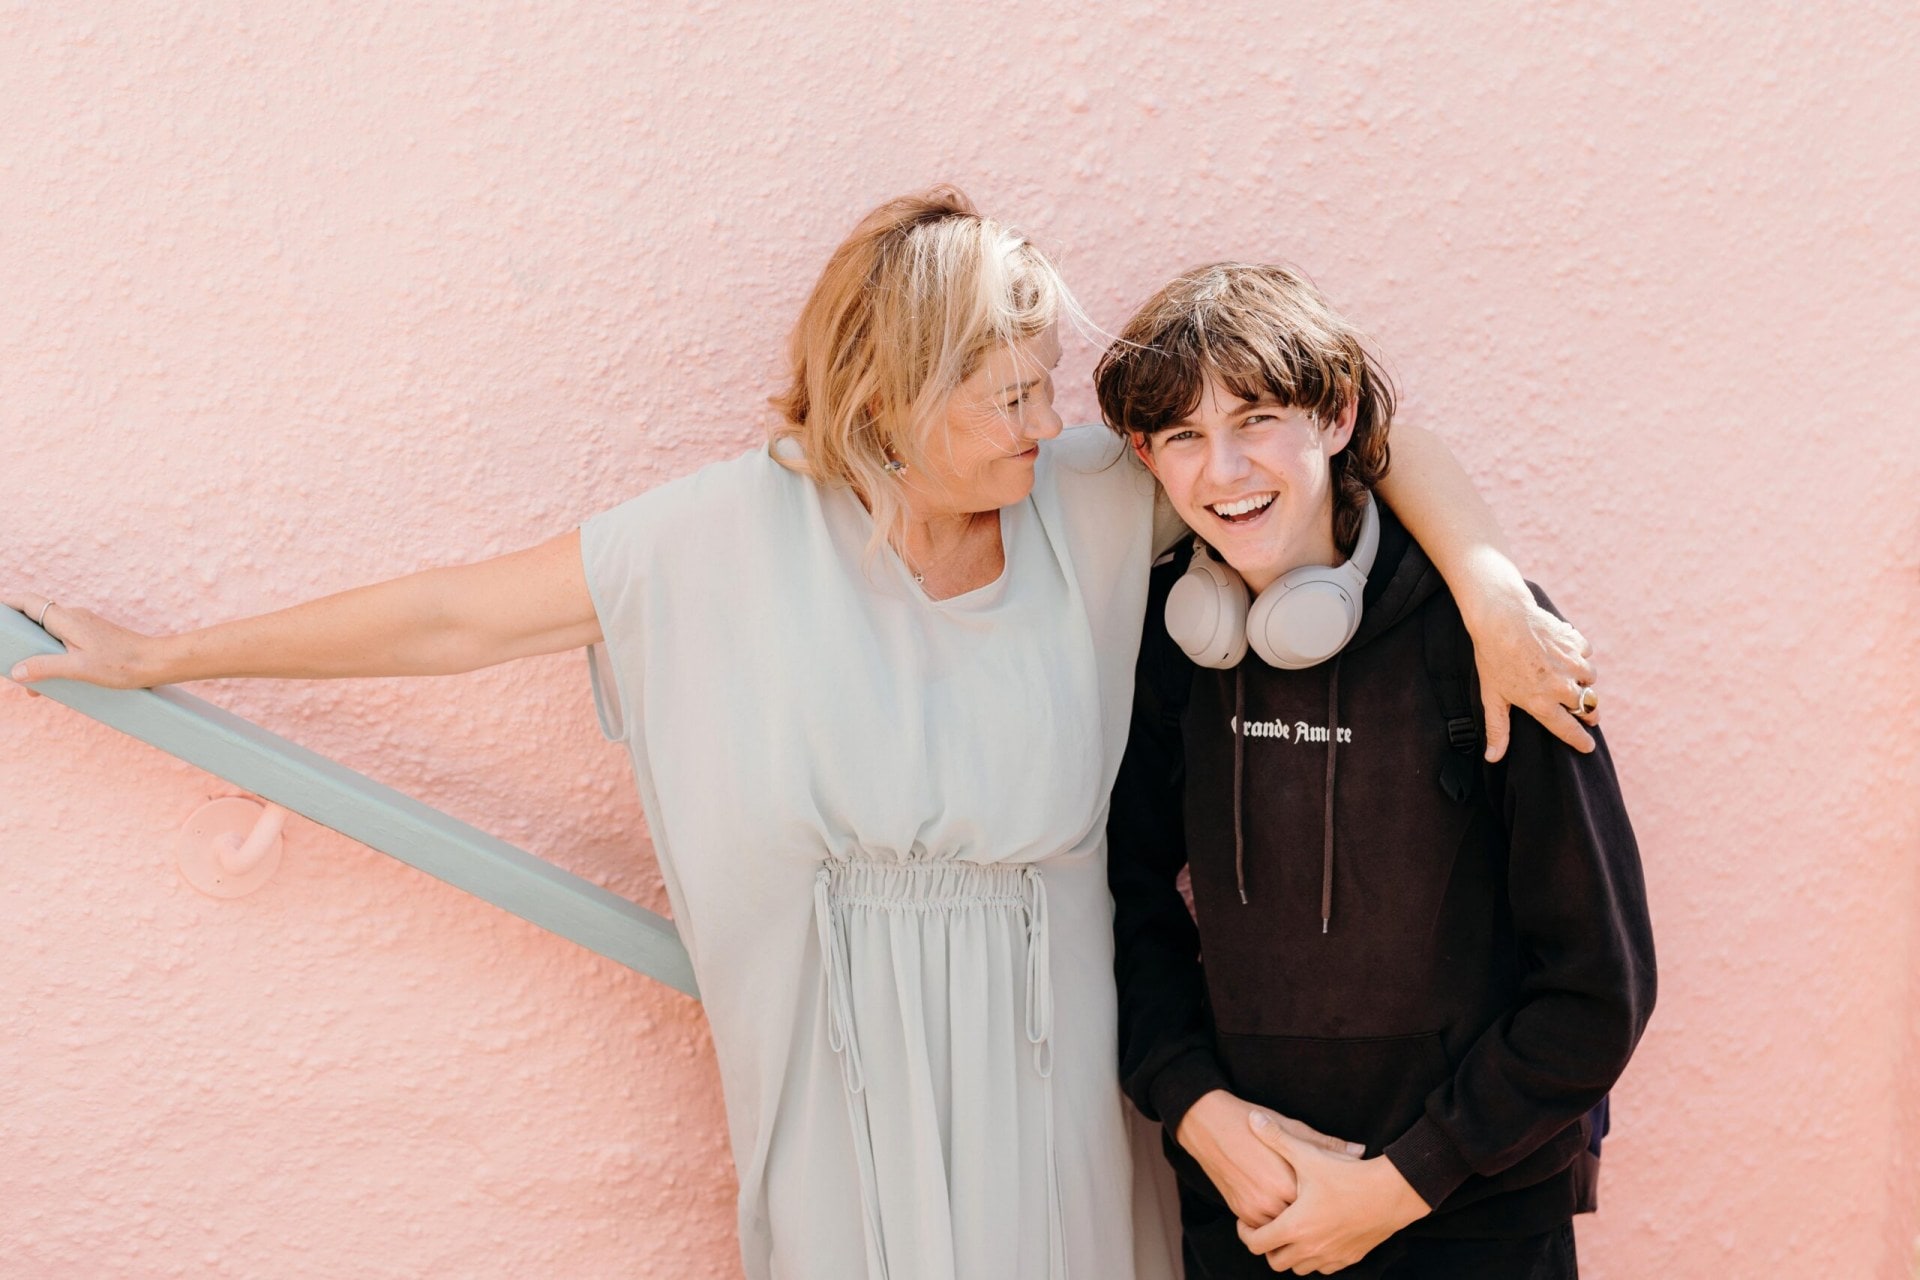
[{"xmin": 897, "ymin": 505, "xmax": 1004, "ymax": 600}]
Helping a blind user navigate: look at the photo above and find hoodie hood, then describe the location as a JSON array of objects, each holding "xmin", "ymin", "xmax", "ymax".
[{"xmin": 1346, "ymin": 501, "xmax": 1444, "ymax": 651}]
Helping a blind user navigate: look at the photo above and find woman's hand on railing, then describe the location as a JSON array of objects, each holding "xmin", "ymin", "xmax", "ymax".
[
  {"xmin": 5, "ymin": 530, "xmax": 602, "ymax": 690},
  {"xmin": 4, "ymin": 596, "xmax": 158, "ymax": 693}
]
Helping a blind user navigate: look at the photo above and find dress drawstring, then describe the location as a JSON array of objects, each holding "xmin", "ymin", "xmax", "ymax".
[
  {"xmin": 1022, "ymin": 868, "xmax": 1055, "ymax": 1079},
  {"xmin": 1022, "ymin": 867, "xmax": 1067, "ymax": 1280},
  {"xmin": 814, "ymin": 868, "xmax": 865, "ymax": 1096},
  {"xmin": 814, "ymin": 867, "xmax": 889, "ymax": 1278},
  {"xmin": 815, "ymin": 861, "xmax": 1066, "ymax": 1280}
]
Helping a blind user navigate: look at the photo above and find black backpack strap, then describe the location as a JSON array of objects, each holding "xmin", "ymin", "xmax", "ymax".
[{"xmin": 1422, "ymin": 598, "xmax": 1481, "ymax": 804}]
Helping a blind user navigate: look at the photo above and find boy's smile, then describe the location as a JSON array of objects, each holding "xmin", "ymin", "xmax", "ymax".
[{"xmin": 1136, "ymin": 376, "xmax": 1357, "ymax": 594}]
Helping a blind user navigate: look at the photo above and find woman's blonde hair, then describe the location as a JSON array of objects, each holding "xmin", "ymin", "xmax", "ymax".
[{"xmin": 770, "ymin": 187, "xmax": 1071, "ymax": 549}]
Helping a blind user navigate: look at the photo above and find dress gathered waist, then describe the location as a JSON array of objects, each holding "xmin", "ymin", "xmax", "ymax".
[{"xmin": 812, "ymin": 858, "xmax": 1066, "ymax": 1280}]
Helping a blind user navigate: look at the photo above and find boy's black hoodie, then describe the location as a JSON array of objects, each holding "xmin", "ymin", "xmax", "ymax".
[{"xmin": 1109, "ymin": 505, "xmax": 1656, "ymax": 1245}]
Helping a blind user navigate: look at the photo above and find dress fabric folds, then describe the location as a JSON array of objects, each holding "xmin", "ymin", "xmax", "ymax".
[{"xmin": 580, "ymin": 426, "xmax": 1182, "ymax": 1280}]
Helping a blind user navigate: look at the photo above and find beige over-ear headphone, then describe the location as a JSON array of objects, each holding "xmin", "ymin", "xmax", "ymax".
[{"xmin": 1165, "ymin": 497, "xmax": 1381, "ymax": 670}]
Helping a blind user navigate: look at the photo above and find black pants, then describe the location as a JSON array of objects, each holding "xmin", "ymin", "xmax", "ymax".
[{"xmin": 1182, "ymin": 1219, "xmax": 1578, "ymax": 1280}]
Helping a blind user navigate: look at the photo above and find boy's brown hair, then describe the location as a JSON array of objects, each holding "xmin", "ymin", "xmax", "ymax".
[{"xmin": 1094, "ymin": 262, "xmax": 1396, "ymax": 556}]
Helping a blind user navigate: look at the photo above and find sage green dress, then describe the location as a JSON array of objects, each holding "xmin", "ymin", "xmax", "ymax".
[{"xmin": 582, "ymin": 425, "xmax": 1182, "ymax": 1280}]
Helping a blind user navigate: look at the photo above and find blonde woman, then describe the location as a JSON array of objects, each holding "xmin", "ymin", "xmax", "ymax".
[{"xmin": 6, "ymin": 189, "xmax": 1596, "ymax": 1280}]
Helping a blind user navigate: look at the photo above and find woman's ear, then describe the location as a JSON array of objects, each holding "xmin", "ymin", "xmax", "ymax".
[{"xmin": 1130, "ymin": 432, "xmax": 1158, "ymax": 476}]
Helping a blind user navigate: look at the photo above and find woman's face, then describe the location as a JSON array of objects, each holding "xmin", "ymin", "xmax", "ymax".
[{"xmin": 904, "ymin": 326, "xmax": 1064, "ymax": 517}]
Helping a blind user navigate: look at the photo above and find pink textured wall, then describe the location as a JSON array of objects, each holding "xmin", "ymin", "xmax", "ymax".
[{"xmin": 4, "ymin": 4, "xmax": 1916, "ymax": 1277}]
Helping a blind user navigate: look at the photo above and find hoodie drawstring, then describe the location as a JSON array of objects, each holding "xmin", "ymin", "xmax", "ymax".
[
  {"xmin": 1321, "ymin": 654, "xmax": 1343, "ymax": 934},
  {"xmin": 1237, "ymin": 655, "xmax": 1342, "ymax": 930},
  {"xmin": 1232, "ymin": 665, "xmax": 1248, "ymax": 905}
]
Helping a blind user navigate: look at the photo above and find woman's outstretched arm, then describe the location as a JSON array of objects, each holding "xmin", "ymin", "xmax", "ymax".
[
  {"xmin": 1377, "ymin": 425, "xmax": 1597, "ymax": 761},
  {"xmin": 5, "ymin": 530, "xmax": 598, "ymax": 690}
]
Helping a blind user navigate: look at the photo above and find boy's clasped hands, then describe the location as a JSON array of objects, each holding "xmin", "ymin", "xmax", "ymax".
[{"xmin": 1179, "ymin": 1089, "xmax": 1432, "ymax": 1275}]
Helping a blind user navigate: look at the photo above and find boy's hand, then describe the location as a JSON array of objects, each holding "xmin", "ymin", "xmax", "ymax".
[
  {"xmin": 1235, "ymin": 1109, "xmax": 1430, "ymax": 1272},
  {"xmin": 1176, "ymin": 1090, "xmax": 1363, "ymax": 1227}
]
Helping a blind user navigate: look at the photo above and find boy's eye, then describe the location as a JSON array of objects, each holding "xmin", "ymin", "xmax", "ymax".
[
  {"xmin": 1242, "ymin": 413, "xmax": 1275, "ymax": 426},
  {"xmin": 1165, "ymin": 429, "xmax": 1198, "ymax": 443}
]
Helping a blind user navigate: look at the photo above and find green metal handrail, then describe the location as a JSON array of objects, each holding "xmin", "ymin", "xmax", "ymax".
[{"xmin": 0, "ymin": 605, "xmax": 697, "ymax": 997}]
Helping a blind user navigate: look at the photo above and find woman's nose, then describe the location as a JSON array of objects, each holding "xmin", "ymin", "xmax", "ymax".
[{"xmin": 1028, "ymin": 401, "xmax": 1064, "ymax": 441}]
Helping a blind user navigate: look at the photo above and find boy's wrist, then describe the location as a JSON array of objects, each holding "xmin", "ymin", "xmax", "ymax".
[
  {"xmin": 1173, "ymin": 1088, "xmax": 1238, "ymax": 1158},
  {"xmin": 1364, "ymin": 1153, "xmax": 1434, "ymax": 1229},
  {"xmin": 1148, "ymin": 1049, "xmax": 1234, "ymax": 1134}
]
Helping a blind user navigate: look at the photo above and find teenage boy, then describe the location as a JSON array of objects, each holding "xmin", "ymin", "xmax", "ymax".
[{"xmin": 1095, "ymin": 264, "xmax": 1655, "ymax": 1279}]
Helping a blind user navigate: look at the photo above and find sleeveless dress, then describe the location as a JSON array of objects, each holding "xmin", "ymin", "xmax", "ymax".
[{"xmin": 581, "ymin": 426, "xmax": 1182, "ymax": 1280}]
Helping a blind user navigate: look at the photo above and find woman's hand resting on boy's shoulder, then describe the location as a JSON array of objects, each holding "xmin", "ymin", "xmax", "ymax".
[{"xmin": 1459, "ymin": 566, "xmax": 1601, "ymax": 762}]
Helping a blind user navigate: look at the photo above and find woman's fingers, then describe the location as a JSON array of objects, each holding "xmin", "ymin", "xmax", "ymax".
[
  {"xmin": 1479, "ymin": 686, "xmax": 1598, "ymax": 760},
  {"xmin": 1474, "ymin": 599, "xmax": 1602, "ymax": 759},
  {"xmin": 3, "ymin": 596, "xmax": 152, "ymax": 690},
  {"xmin": 1566, "ymin": 677, "xmax": 1601, "ymax": 726},
  {"xmin": 4, "ymin": 593, "xmax": 60, "ymax": 691},
  {"xmin": 1478, "ymin": 688, "xmax": 1513, "ymax": 763},
  {"xmin": 10, "ymin": 651, "xmax": 75, "ymax": 685},
  {"xmin": 1535, "ymin": 699, "xmax": 1597, "ymax": 754},
  {"xmin": 1543, "ymin": 616, "xmax": 1596, "ymax": 686},
  {"xmin": 1, "ymin": 592, "xmax": 56, "ymax": 628}
]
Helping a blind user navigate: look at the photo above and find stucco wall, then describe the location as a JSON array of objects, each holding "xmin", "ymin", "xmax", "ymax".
[{"xmin": 3, "ymin": 4, "xmax": 1915, "ymax": 1277}]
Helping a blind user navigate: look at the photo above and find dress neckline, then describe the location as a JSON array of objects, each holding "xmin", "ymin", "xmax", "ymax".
[{"xmin": 826, "ymin": 484, "xmax": 1019, "ymax": 612}]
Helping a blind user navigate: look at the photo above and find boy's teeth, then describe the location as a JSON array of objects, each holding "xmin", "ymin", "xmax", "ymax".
[{"xmin": 1211, "ymin": 493, "xmax": 1275, "ymax": 518}]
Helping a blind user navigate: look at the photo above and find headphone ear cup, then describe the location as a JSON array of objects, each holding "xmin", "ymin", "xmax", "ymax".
[
  {"xmin": 1247, "ymin": 570, "xmax": 1363, "ymax": 669},
  {"xmin": 1165, "ymin": 552, "xmax": 1250, "ymax": 669}
]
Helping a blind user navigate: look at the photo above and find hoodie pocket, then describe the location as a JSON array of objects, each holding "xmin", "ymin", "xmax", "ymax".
[{"xmin": 1217, "ymin": 1030, "xmax": 1449, "ymax": 1154}]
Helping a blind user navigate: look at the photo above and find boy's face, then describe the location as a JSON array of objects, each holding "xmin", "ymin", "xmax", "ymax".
[{"xmin": 1136, "ymin": 376, "xmax": 1356, "ymax": 594}]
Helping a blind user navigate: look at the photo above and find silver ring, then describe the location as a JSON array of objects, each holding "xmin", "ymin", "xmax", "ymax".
[
  {"xmin": 34, "ymin": 598, "xmax": 54, "ymax": 628},
  {"xmin": 1573, "ymin": 686, "xmax": 1598, "ymax": 716}
]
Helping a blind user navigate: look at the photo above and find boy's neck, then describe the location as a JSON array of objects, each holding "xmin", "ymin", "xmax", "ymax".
[{"xmin": 1236, "ymin": 506, "xmax": 1341, "ymax": 595}]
